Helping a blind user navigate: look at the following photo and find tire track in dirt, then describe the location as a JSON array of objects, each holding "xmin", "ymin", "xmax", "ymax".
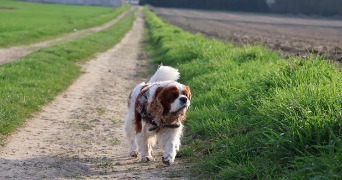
[
  {"xmin": 0, "ymin": 7, "xmax": 189, "ymax": 180},
  {"xmin": 0, "ymin": 6, "xmax": 134, "ymax": 65}
]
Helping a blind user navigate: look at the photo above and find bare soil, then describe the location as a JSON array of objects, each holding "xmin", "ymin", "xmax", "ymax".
[
  {"xmin": 0, "ymin": 7, "xmax": 16, "ymax": 10},
  {"xmin": 153, "ymin": 8, "xmax": 342, "ymax": 61},
  {"xmin": 0, "ymin": 6, "xmax": 134, "ymax": 65},
  {"xmin": 0, "ymin": 7, "xmax": 189, "ymax": 179}
]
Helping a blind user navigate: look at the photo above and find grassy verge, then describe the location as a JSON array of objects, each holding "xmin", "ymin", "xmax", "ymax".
[
  {"xmin": 143, "ymin": 6, "xmax": 342, "ymax": 179},
  {"xmin": 0, "ymin": 8, "xmax": 138, "ymax": 144},
  {"xmin": 0, "ymin": 0, "xmax": 130, "ymax": 47}
]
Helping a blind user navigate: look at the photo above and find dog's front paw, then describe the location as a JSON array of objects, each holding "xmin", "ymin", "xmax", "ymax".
[
  {"xmin": 130, "ymin": 151, "xmax": 139, "ymax": 157},
  {"xmin": 162, "ymin": 155, "xmax": 175, "ymax": 165},
  {"xmin": 139, "ymin": 156, "xmax": 155, "ymax": 163}
]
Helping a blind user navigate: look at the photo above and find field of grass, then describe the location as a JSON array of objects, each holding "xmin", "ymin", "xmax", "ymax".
[
  {"xmin": 0, "ymin": 0, "xmax": 130, "ymax": 47},
  {"xmin": 0, "ymin": 8, "xmax": 138, "ymax": 143},
  {"xmin": 143, "ymin": 7, "xmax": 342, "ymax": 179}
]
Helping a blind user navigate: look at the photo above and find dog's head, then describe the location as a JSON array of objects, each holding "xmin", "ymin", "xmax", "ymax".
[{"xmin": 148, "ymin": 83, "xmax": 191, "ymax": 121}]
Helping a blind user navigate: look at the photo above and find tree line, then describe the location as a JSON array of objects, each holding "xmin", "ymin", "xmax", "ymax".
[
  {"xmin": 271, "ymin": 0, "xmax": 342, "ymax": 16},
  {"xmin": 139, "ymin": 0, "xmax": 342, "ymax": 16}
]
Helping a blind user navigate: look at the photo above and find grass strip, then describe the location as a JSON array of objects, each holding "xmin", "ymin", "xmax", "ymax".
[
  {"xmin": 0, "ymin": 0, "xmax": 130, "ymax": 47},
  {"xmin": 0, "ymin": 8, "xmax": 138, "ymax": 143},
  {"xmin": 143, "ymin": 6, "xmax": 342, "ymax": 179}
]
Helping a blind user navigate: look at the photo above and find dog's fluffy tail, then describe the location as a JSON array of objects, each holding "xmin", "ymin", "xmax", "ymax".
[{"xmin": 148, "ymin": 65, "xmax": 180, "ymax": 83}]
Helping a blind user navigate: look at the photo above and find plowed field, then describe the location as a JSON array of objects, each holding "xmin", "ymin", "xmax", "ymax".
[{"xmin": 154, "ymin": 8, "xmax": 342, "ymax": 61}]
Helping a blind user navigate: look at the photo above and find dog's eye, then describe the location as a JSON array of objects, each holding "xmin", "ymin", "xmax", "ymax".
[{"xmin": 170, "ymin": 95, "xmax": 177, "ymax": 100}]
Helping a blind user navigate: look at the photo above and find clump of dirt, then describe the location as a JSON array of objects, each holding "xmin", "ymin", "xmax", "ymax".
[
  {"xmin": 137, "ymin": 52, "xmax": 149, "ymax": 60},
  {"xmin": 0, "ymin": 7, "xmax": 16, "ymax": 10}
]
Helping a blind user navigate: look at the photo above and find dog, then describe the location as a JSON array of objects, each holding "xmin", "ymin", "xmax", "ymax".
[{"xmin": 124, "ymin": 65, "xmax": 191, "ymax": 165}]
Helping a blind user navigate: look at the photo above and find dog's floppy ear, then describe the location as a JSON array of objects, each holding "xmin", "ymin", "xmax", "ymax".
[
  {"xmin": 183, "ymin": 85, "xmax": 191, "ymax": 100},
  {"xmin": 186, "ymin": 86, "xmax": 192, "ymax": 100},
  {"xmin": 147, "ymin": 87, "xmax": 164, "ymax": 118}
]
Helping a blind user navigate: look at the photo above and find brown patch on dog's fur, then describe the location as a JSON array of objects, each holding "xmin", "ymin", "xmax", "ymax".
[
  {"xmin": 147, "ymin": 86, "xmax": 164, "ymax": 126},
  {"xmin": 133, "ymin": 85, "xmax": 151, "ymax": 134},
  {"xmin": 162, "ymin": 108, "xmax": 187, "ymax": 125},
  {"xmin": 141, "ymin": 84, "xmax": 149, "ymax": 89},
  {"xmin": 127, "ymin": 91, "xmax": 132, "ymax": 107},
  {"xmin": 182, "ymin": 85, "xmax": 192, "ymax": 100},
  {"xmin": 160, "ymin": 85, "xmax": 179, "ymax": 115},
  {"xmin": 148, "ymin": 86, "xmax": 179, "ymax": 118}
]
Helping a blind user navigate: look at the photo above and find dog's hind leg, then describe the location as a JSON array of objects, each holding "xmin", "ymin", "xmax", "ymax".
[{"xmin": 124, "ymin": 113, "xmax": 139, "ymax": 157}]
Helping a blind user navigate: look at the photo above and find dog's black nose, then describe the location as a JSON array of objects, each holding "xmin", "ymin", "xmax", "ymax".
[{"xmin": 180, "ymin": 97, "xmax": 187, "ymax": 103}]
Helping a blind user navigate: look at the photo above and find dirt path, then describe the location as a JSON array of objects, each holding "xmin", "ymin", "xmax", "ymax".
[
  {"xmin": 0, "ymin": 7, "xmax": 188, "ymax": 180},
  {"xmin": 0, "ymin": 6, "xmax": 134, "ymax": 65}
]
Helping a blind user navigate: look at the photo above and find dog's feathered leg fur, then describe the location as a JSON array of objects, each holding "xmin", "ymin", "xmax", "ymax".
[{"xmin": 159, "ymin": 124, "xmax": 183, "ymax": 165}]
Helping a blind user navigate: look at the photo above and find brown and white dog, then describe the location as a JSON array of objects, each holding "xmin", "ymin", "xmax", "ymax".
[{"xmin": 124, "ymin": 65, "xmax": 191, "ymax": 165}]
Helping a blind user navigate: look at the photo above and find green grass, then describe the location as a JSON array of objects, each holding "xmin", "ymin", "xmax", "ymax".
[
  {"xmin": 0, "ymin": 8, "xmax": 137, "ymax": 143},
  {"xmin": 0, "ymin": 0, "xmax": 130, "ymax": 47},
  {"xmin": 143, "ymin": 6, "xmax": 342, "ymax": 179}
]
